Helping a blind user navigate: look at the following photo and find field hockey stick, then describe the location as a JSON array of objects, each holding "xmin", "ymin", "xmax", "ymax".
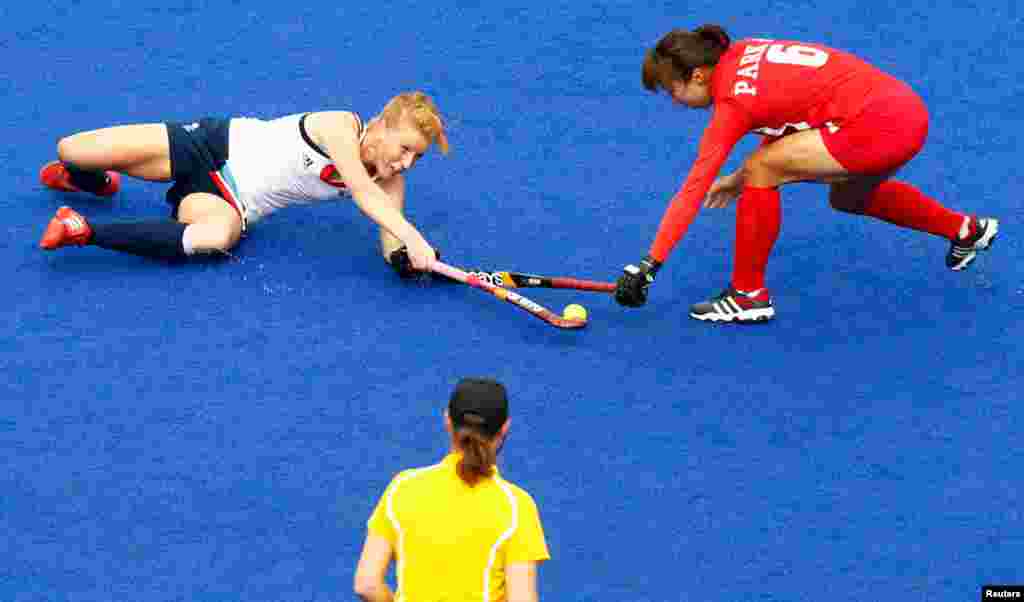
[
  {"xmin": 466, "ymin": 269, "xmax": 616, "ymax": 293},
  {"xmin": 432, "ymin": 261, "xmax": 587, "ymax": 329}
]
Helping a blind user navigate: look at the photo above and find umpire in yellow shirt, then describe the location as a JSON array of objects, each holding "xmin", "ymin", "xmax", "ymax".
[{"xmin": 354, "ymin": 377, "xmax": 551, "ymax": 602}]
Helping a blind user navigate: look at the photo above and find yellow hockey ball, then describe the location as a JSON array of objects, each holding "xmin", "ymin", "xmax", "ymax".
[{"xmin": 562, "ymin": 303, "xmax": 588, "ymax": 321}]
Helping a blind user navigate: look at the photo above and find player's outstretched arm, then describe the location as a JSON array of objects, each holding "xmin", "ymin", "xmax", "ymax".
[
  {"xmin": 614, "ymin": 104, "xmax": 752, "ymax": 308},
  {"xmin": 306, "ymin": 111, "xmax": 435, "ymax": 271},
  {"xmin": 375, "ymin": 173, "xmax": 407, "ymax": 260}
]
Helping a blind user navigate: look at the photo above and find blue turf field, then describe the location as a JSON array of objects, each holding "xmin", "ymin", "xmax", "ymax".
[{"xmin": 3, "ymin": 2, "xmax": 1022, "ymax": 600}]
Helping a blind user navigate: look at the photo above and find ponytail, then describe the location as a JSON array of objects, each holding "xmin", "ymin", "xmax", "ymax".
[
  {"xmin": 642, "ymin": 24, "xmax": 732, "ymax": 91},
  {"xmin": 694, "ymin": 24, "xmax": 731, "ymax": 53},
  {"xmin": 455, "ymin": 427, "xmax": 497, "ymax": 486}
]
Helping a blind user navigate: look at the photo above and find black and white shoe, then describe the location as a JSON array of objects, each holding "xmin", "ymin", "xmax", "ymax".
[
  {"xmin": 946, "ymin": 216, "xmax": 999, "ymax": 271},
  {"xmin": 689, "ymin": 286, "xmax": 775, "ymax": 323}
]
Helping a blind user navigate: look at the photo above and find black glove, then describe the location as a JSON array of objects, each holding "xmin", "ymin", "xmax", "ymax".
[
  {"xmin": 615, "ymin": 255, "xmax": 661, "ymax": 307},
  {"xmin": 388, "ymin": 246, "xmax": 441, "ymax": 279}
]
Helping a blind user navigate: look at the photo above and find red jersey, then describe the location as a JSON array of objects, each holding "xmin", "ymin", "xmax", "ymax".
[{"xmin": 648, "ymin": 39, "xmax": 904, "ymax": 262}]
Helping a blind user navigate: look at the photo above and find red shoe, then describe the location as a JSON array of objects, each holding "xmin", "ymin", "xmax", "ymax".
[
  {"xmin": 39, "ymin": 206, "xmax": 93, "ymax": 250},
  {"xmin": 39, "ymin": 160, "xmax": 121, "ymax": 197}
]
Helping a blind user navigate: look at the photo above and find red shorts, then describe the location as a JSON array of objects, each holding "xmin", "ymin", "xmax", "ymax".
[{"xmin": 820, "ymin": 81, "xmax": 929, "ymax": 175}]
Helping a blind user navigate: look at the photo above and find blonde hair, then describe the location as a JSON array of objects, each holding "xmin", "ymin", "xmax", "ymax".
[{"xmin": 379, "ymin": 91, "xmax": 450, "ymax": 155}]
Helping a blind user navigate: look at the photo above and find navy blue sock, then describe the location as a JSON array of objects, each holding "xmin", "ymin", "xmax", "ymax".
[
  {"xmin": 64, "ymin": 162, "xmax": 111, "ymax": 195},
  {"xmin": 90, "ymin": 221, "xmax": 188, "ymax": 259}
]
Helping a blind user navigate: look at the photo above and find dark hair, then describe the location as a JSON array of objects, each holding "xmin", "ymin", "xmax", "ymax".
[
  {"xmin": 454, "ymin": 424, "xmax": 497, "ymax": 486},
  {"xmin": 642, "ymin": 24, "xmax": 732, "ymax": 91}
]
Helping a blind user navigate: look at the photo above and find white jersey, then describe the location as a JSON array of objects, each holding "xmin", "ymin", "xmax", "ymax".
[{"xmin": 215, "ymin": 112, "xmax": 368, "ymax": 227}]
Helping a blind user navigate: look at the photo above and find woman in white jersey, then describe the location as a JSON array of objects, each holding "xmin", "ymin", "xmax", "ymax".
[
  {"xmin": 354, "ymin": 378, "xmax": 550, "ymax": 602},
  {"xmin": 36, "ymin": 91, "xmax": 446, "ymax": 274}
]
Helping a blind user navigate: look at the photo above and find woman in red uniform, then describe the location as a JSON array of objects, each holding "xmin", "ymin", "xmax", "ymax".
[{"xmin": 613, "ymin": 25, "xmax": 999, "ymax": 322}]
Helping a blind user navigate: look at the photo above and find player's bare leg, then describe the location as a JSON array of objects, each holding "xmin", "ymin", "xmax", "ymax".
[
  {"xmin": 828, "ymin": 174, "xmax": 891, "ymax": 212},
  {"xmin": 56, "ymin": 124, "xmax": 173, "ymax": 181},
  {"xmin": 41, "ymin": 124, "xmax": 172, "ymax": 197},
  {"xmin": 743, "ymin": 129, "xmax": 848, "ymax": 187},
  {"xmin": 176, "ymin": 192, "xmax": 243, "ymax": 254}
]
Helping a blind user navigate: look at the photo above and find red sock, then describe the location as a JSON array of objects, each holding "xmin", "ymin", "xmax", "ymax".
[
  {"xmin": 732, "ymin": 186, "xmax": 781, "ymax": 292},
  {"xmin": 860, "ymin": 181, "xmax": 964, "ymax": 240}
]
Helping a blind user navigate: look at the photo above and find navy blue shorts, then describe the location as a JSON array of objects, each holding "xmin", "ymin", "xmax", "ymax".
[{"xmin": 164, "ymin": 117, "xmax": 232, "ymax": 219}]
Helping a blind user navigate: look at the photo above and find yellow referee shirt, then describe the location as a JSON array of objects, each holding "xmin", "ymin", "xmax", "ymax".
[{"xmin": 367, "ymin": 453, "xmax": 550, "ymax": 602}]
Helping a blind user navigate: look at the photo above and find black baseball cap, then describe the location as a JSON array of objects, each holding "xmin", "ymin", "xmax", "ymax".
[{"xmin": 448, "ymin": 377, "xmax": 509, "ymax": 437}]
